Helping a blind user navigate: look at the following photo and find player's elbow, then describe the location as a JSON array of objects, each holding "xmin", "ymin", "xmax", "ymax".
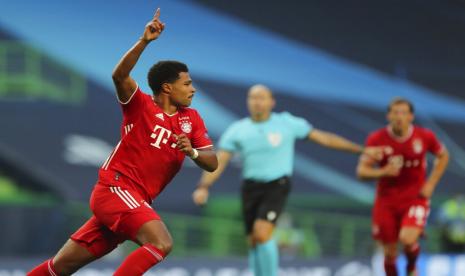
[
  {"xmin": 112, "ymin": 72, "xmax": 122, "ymax": 83},
  {"xmin": 207, "ymin": 156, "xmax": 219, "ymax": 172},
  {"xmin": 205, "ymin": 167, "xmax": 216, "ymax": 173},
  {"xmin": 205, "ymin": 160, "xmax": 218, "ymax": 173},
  {"xmin": 111, "ymin": 69, "xmax": 126, "ymax": 83},
  {"xmin": 441, "ymin": 148, "xmax": 450, "ymax": 164}
]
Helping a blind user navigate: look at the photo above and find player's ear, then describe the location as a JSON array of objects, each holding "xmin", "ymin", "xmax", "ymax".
[
  {"xmin": 161, "ymin": 83, "xmax": 172, "ymax": 95},
  {"xmin": 271, "ymin": 98, "xmax": 276, "ymax": 109},
  {"xmin": 385, "ymin": 112, "xmax": 391, "ymax": 122}
]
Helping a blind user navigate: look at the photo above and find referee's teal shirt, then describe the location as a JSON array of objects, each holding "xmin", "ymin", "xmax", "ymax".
[{"xmin": 218, "ymin": 112, "xmax": 313, "ymax": 182}]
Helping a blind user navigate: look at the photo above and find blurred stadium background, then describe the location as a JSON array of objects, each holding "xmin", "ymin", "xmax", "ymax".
[{"xmin": 1, "ymin": 0, "xmax": 465, "ymax": 275}]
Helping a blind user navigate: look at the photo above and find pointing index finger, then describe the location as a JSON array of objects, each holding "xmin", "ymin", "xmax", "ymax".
[{"xmin": 153, "ymin": 8, "xmax": 160, "ymax": 20}]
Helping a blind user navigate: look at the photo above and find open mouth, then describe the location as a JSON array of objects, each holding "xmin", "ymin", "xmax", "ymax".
[{"xmin": 188, "ymin": 95, "xmax": 194, "ymax": 99}]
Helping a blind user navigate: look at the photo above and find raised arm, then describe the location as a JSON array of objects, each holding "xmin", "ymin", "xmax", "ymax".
[
  {"xmin": 192, "ymin": 150, "xmax": 233, "ymax": 206},
  {"xmin": 112, "ymin": 8, "xmax": 165, "ymax": 102}
]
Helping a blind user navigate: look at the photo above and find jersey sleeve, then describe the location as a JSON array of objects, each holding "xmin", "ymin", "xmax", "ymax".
[
  {"xmin": 118, "ymin": 85, "xmax": 149, "ymax": 137},
  {"xmin": 281, "ymin": 112, "xmax": 313, "ymax": 139},
  {"xmin": 424, "ymin": 128, "xmax": 443, "ymax": 155},
  {"xmin": 363, "ymin": 131, "xmax": 381, "ymax": 164},
  {"xmin": 119, "ymin": 85, "xmax": 148, "ymax": 118},
  {"xmin": 365, "ymin": 132, "xmax": 379, "ymax": 147},
  {"xmin": 218, "ymin": 123, "xmax": 240, "ymax": 152},
  {"xmin": 190, "ymin": 110, "xmax": 214, "ymax": 149}
]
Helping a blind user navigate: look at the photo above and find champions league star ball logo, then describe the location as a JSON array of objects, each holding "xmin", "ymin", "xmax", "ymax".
[
  {"xmin": 180, "ymin": 121, "xmax": 192, "ymax": 133},
  {"xmin": 412, "ymin": 139, "xmax": 423, "ymax": 154}
]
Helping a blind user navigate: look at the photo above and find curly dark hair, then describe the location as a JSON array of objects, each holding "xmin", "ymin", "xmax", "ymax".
[{"xmin": 147, "ymin": 60, "xmax": 188, "ymax": 95}]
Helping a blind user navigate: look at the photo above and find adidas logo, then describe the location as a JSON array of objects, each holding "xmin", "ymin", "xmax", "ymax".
[{"xmin": 155, "ymin": 113, "xmax": 164, "ymax": 121}]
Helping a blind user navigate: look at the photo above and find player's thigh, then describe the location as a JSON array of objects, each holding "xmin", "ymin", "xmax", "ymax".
[
  {"xmin": 399, "ymin": 199, "xmax": 430, "ymax": 245},
  {"xmin": 70, "ymin": 215, "xmax": 125, "ymax": 259},
  {"xmin": 254, "ymin": 178, "xmax": 290, "ymax": 242},
  {"xmin": 256, "ymin": 178, "xmax": 290, "ymax": 225},
  {"xmin": 135, "ymin": 219, "xmax": 173, "ymax": 254},
  {"xmin": 53, "ymin": 239, "xmax": 98, "ymax": 275},
  {"xmin": 399, "ymin": 226, "xmax": 423, "ymax": 246},
  {"xmin": 93, "ymin": 183, "xmax": 161, "ymax": 243},
  {"xmin": 241, "ymin": 181, "xmax": 265, "ymax": 235},
  {"xmin": 372, "ymin": 201, "xmax": 399, "ymax": 244}
]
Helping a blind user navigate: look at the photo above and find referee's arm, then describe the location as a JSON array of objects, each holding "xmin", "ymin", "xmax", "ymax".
[
  {"xmin": 308, "ymin": 129, "xmax": 384, "ymax": 159},
  {"xmin": 308, "ymin": 129, "xmax": 363, "ymax": 154}
]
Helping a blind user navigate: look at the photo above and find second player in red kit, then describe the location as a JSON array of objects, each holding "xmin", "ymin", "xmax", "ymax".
[
  {"xmin": 357, "ymin": 98, "xmax": 449, "ymax": 276},
  {"xmin": 28, "ymin": 8, "xmax": 218, "ymax": 276}
]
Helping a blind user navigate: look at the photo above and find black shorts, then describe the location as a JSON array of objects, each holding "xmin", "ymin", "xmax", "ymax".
[{"xmin": 241, "ymin": 176, "xmax": 291, "ymax": 234}]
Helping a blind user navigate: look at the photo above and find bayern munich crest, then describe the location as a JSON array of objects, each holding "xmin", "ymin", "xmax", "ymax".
[{"xmin": 180, "ymin": 121, "xmax": 192, "ymax": 133}]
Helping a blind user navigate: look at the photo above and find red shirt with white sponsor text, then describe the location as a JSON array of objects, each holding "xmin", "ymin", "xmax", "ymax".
[
  {"xmin": 365, "ymin": 126, "xmax": 443, "ymax": 202},
  {"xmin": 99, "ymin": 86, "xmax": 213, "ymax": 202}
]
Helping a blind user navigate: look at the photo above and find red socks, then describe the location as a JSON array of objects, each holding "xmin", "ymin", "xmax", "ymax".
[
  {"xmin": 384, "ymin": 255, "xmax": 398, "ymax": 276},
  {"xmin": 28, "ymin": 244, "xmax": 166, "ymax": 276},
  {"xmin": 114, "ymin": 244, "xmax": 165, "ymax": 276},
  {"xmin": 27, "ymin": 259, "xmax": 58, "ymax": 276},
  {"xmin": 404, "ymin": 243, "xmax": 420, "ymax": 274},
  {"xmin": 383, "ymin": 243, "xmax": 419, "ymax": 276}
]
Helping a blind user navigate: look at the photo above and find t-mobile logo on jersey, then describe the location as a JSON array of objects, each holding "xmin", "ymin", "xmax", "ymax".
[{"xmin": 150, "ymin": 125, "xmax": 176, "ymax": 149}]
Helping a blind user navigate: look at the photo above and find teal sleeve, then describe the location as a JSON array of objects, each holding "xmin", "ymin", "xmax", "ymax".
[
  {"xmin": 218, "ymin": 123, "xmax": 239, "ymax": 152},
  {"xmin": 282, "ymin": 112, "xmax": 313, "ymax": 139}
]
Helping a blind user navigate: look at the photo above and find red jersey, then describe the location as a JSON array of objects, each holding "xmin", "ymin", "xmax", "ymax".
[
  {"xmin": 99, "ymin": 86, "xmax": 213, "ymax": 202},
  {"xmin": 366, "ymin": 125, "xmax": 443, "ymax": 202}
]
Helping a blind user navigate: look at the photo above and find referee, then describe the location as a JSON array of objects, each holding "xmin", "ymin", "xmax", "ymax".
[{"xmin": 193, "ymin": 84, "xmax": 380, "ymax": 276}]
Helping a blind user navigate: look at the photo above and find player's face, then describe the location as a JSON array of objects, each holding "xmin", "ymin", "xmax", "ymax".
[
  {"xmin": 169, "ymin": 72, "xmax": 196, "ymax": 107},
  {"xmin": 247, "ymin": 87, "xmax": 275, "ymax": 118},
  {"xmin": 387, "ymin": 103, "xmax": 414, "ymax": 131}
]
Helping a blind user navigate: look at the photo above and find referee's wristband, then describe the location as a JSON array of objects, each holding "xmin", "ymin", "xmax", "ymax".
[{"xmin": 190, "ymin": 148, "xmax": 199, "ymax": 160}]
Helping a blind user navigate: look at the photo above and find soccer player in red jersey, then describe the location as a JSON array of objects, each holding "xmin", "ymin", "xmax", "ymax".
[
  {"xmin": 28, "ymin": 8, "xmax": 218, "ymax": 276},
  {"xmin": 357, "ymin": 98, "xmax": 449, "ymax": 276}
]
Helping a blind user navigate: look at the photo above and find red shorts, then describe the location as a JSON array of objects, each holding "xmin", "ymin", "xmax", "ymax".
[
  {"xmin": 372, "ymin": 197, "xmax": 430, "ymax": 244},
  {"xmin": 71, "ymin": 173, "xmax": 159, "ymax": 258}
]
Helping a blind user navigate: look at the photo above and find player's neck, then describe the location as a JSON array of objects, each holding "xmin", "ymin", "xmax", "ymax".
[
  {"xmin": 250, "ymin": 113, "xmax": 271, "ymax": 122},
  {"xmin": 390, "ymin": 125, "xmax": 412, "ymax": 138},
  {"xmin": 153, "ymin": 96, "xmax": 178, "ymax": 115}
]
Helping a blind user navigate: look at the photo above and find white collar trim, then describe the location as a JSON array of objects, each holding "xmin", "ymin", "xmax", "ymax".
[{"xmin": 387, "ymin": 125, "xmax": 413, "ymax": 143}]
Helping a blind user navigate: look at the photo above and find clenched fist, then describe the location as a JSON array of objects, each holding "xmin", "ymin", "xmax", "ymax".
[{"xmin": 192, "ymin": 187, "xmax": 209, "ymax": 206}]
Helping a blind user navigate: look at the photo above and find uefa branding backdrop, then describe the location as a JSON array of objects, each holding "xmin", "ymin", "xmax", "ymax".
[{"xmin": 2, "ymin": 255, "xmax": 465, "ymax": 276}]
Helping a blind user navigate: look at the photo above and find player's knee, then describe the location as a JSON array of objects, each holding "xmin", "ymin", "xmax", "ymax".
[
  {"xmin": 160, "ymin": 240, "xmax": 173, "ymax": 255},
  {"xmin": 148, "ymin": 239, "xmax": 173, "ymax": 256},
  {"xmin": 384, "ymin": 250, "xmax": 397, "ymax": 260},
  {"xmin": 252, "ymin": 229, "xmax": 272, "ymax": 243},
  {"xmin": 383, "ymin": 245, "xmax": 398, "ymax": 258},
  {"xmin": 399, "ymin": 234, "xmax": 417, "ymax": 247},
  {"xmin": 53, "ymin": 257, "xmax": 82, "ymax": 275}
]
